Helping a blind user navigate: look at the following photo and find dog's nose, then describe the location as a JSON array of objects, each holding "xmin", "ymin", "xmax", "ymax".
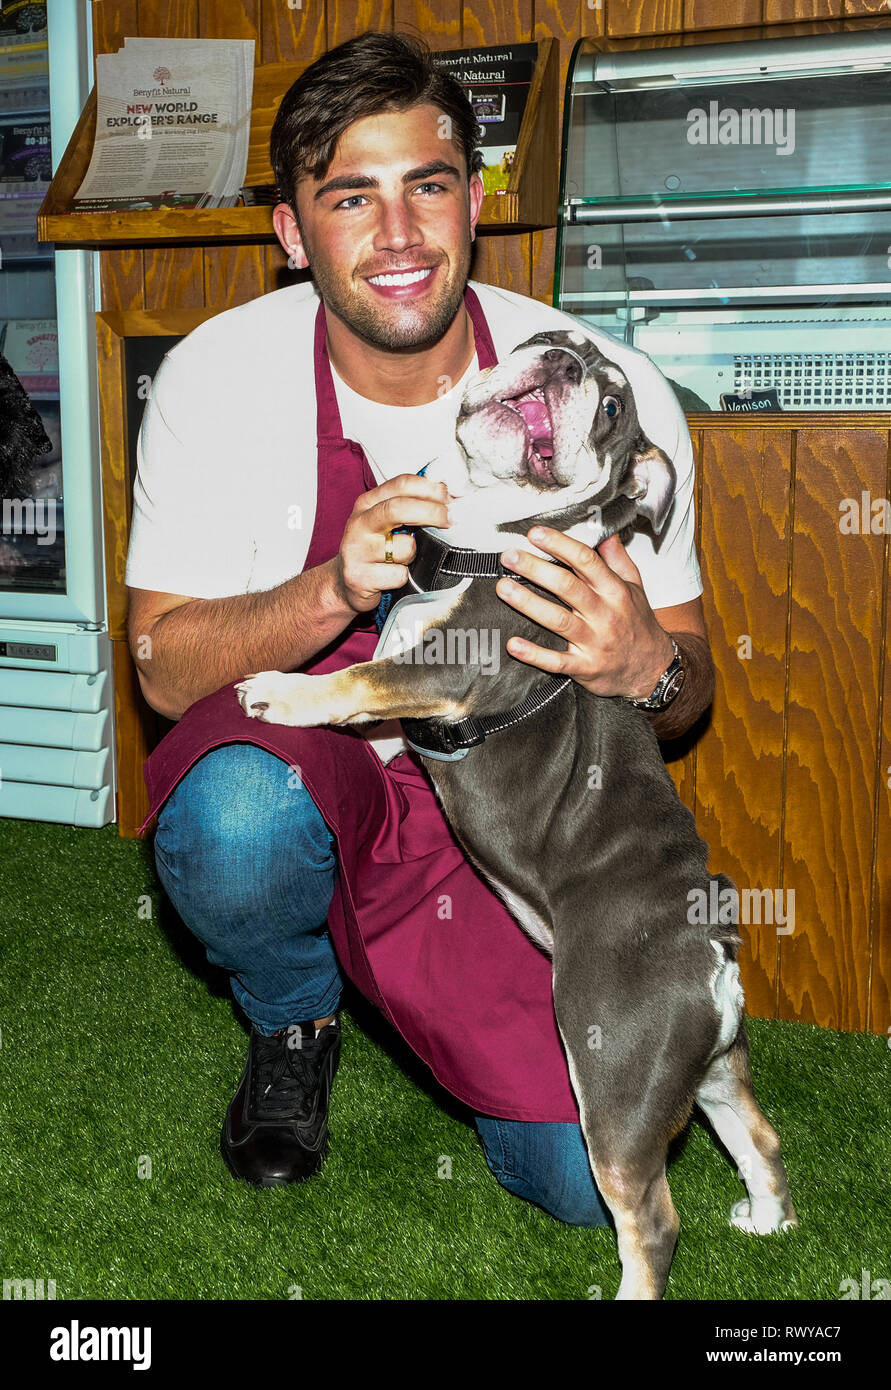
[{"xmin": 541, "ymin": 348, "xmax": 586, "ymax": 386}]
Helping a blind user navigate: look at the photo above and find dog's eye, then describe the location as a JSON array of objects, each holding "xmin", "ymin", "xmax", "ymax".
[{"xmin": 602, "ymin": 395, "xmax": 622, "ymax": 418}]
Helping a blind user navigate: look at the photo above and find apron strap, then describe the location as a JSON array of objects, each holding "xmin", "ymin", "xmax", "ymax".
[
  {"xmin": 314, "ymin": 296, "xmax": 344, "ymax": 444},
  {"xmin": 463, "ymin": 284, "xmax": 498, "ymax": 371}
]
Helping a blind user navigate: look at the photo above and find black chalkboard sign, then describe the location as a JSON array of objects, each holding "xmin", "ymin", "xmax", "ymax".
[
  {"xmin": 123, "ymin": 334, "xmax": 183, "ymax": 496},
  {"xmin": 95, "ymin": 308, "xmax": 220, "ymax": 637},
  {"xmin": 720, "ymin": 389, "xmax": 783, "ymax": 413}
]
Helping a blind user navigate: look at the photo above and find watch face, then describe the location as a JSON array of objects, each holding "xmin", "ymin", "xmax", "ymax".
[{"xmin": 660, "ymin": 666, "xmax": 685, "ymax": 707}]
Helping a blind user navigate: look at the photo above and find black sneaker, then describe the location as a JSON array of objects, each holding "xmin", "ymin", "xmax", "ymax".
[{"xmin": 220, "ymin": 1017, "xmax": 341, "ymax": 1187}]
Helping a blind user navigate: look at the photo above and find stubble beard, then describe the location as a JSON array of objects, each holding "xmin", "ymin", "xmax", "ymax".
[{"xmin": 308, "ymin": 240, "xmax": 472, "ymax": 353}]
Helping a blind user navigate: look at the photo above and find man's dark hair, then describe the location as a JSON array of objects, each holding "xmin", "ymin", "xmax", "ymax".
[{"xmin": 270, "ymin": 31, "xmax": 484, "ymax": 217}]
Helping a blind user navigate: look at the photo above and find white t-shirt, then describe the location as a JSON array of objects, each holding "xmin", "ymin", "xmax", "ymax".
[
  {"xmin": 126, "ymin": 279, "xmax": 702, "ymax": 756},
  {"xmin": 330, "ymin": 353, "xmax": 481, "ymax": 485}
]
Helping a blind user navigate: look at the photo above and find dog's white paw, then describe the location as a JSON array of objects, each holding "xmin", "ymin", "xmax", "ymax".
[
  {"xmin": 729, "ymin": 1197, "xmax": 798, "ymax": 1235},
  {"xmin": 235, "ymin": 671, "xmax": 317, "ymax": 726}
]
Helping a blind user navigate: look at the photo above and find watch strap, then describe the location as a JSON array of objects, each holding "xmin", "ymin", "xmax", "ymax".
[{"xmin": 626, "ymin": 637, "xmax": 685, "ymax": 711}]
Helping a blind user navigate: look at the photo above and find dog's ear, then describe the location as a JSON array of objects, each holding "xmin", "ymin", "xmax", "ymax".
[{"xmin": 622, "ymin": 441, "xmax": 676, "ymax": 535}]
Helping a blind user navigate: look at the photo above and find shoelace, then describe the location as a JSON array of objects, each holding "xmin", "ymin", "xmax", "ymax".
[{"xmin": 251, "ymin": 1028, "xmax": 327, "ymax": 1122}]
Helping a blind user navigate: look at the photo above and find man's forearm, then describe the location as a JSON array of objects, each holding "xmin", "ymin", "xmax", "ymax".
[
  {"xmin": 134, "ymin": 558, "xmax": 357, "ymax": 719},
  {"xmin": 643, "ymin": 631, "xmax": 715, "ymax": 741}
]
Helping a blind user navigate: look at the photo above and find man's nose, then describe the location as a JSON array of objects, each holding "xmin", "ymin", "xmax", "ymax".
[{"xmin": 373, "ymin": 195, "xmax": 423, "ymax": 252}]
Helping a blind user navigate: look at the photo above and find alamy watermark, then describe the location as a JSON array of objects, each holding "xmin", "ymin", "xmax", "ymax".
[
  {"xmin": 389, "ymin": 623, "xmax": 500, "ymax": 675},
  {"xmin": 839, "ymin": 492, "xmax": 889, "ymax": 534},
  {"xmin": 688, "ymin": 883, "xmax": 795, "ymax": 935},
  {"xmin": 686, "ymin": 102, "xmax": 795, "ymax": 157},
  {"xmin": 3, "ymin": 1277, "xmax": 56, "ymax": 1299},
  {"xmin": 49, "ymin": 1321, "xmax": 151, "ymax": 1370},
  {"xmin": 839, "ymin": 1268, "xmax": 890, "ymax": 1299},
  {"xmin": 1, "ymin": 498, "xmax": 57, "ymax": 545}
]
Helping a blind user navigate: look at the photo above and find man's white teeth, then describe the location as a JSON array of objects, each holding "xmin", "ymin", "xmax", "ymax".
[{"xmin": 368, "ymin": 268, "xmax": 433, "ymax": 286}]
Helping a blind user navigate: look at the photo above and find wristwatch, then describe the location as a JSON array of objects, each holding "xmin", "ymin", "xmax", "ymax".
[{"xmin": 626, "ymin": 637, "xmax": 685, "ymax": 712}]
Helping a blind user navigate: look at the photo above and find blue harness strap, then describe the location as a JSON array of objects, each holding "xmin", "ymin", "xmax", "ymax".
[{"xmin": 373, "ymin": 465, "xmax": 429, "ymax": 633}]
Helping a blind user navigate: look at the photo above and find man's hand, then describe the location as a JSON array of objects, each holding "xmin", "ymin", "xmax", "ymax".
[
  {"xmin": 129, "ymin": 475, "xmax": 452, "ymax": 721},
  {"xmin": 495, "ymin": 527, "xmax": 675, "ymax": 699},
  {"xmin": 333, "ymin": 473, "xmax": 451, "ymax": 614}
]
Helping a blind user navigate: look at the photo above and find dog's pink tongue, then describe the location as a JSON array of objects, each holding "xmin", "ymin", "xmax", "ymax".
[{"xmin": 513, "ymin": 391, "xmax": 553, "ymax": 458}]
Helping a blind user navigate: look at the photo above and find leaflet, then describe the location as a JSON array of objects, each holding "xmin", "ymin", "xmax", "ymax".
[
  {"xmin": 73, "ymin": 37, "xmax": 254, "ymax": 212},
  {"xmin": 433, "ymin": 44, "xmax": 537, "ymax": 196}
]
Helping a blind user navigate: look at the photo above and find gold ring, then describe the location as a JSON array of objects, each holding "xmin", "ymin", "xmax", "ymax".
[{"xmin": 384, "ymin": 529, "xmax": 395, "ymax": 564}]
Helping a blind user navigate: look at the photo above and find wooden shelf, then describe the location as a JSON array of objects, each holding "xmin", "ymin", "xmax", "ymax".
[
  {"xmin": 685, "ymin": 410, "xmax": 891, "ymax": 428},
  {"xmin": 38, "ymin": 43, "xmax": 558, "ymax": 248}
]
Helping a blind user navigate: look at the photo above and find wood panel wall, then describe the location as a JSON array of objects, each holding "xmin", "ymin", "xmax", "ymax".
[
  {"xmin": 685, "ymin": 418, "xmax": 890, "ymax": 1039},
  {"xmin": 92, "ymin": 0, "xmax": 891, "ymax": 316},
  {"xmin": 90, "ymin": 3, "xmax": 891, "ymax": 1037}
]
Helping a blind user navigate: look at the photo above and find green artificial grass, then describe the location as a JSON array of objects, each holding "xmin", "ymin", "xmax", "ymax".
[{"xmin": 0, "ymin": 815, "xmax": 889, "ymax": 1301}]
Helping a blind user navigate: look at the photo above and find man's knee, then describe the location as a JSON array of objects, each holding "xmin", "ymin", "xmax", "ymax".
[
  {"xmin": 155, "ymin": 743, "xmax": 335, "ymax": 887},
  {"xmin": 474, "ymin": 1116, "xmax": 612, "ymax": 1228}
]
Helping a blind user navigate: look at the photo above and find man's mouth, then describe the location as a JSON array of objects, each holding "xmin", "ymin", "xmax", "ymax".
[
  {"xmin": 366, "ymin": 267, "xmax": 435, "ymax": 288},
  {"xmin": 500, "ymin": 387, "xmax": 556, "ymax": 483}
]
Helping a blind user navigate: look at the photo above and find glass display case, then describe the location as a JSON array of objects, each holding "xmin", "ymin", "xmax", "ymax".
[
  {"xmin": 0, "ymin": 2, "xmax": 62, "ymax": 588},
  {"xmin": 555, "ymin": 31, "xmax": 891, "ymax": 412},
  {"xmin": 0, "ymin": 0, "xmax": 114, "ymax": 827}
]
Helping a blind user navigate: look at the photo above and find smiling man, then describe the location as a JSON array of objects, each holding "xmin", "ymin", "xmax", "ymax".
[{"xmin": 125, "ymin": 31, "xmax": 713, "ymax": 1216}]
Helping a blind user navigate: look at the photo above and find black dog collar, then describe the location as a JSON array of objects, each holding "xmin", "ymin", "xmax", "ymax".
[
  {"xmin": 407, "ymin": 527, "xmax": 535, "ymax": 591},
  {"xmin": 396, "ymin": 529, "xmax": 573, "ymax": 761},
  {"xmin": 407, "ymin": 525, "xmax": 564, "ymax": 593},
  {"xmin": 401, "ymin": 675, "xmax": 572, "ymax": 761}
]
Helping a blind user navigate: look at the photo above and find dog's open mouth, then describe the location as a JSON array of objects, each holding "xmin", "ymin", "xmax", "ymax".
[{"xmin": 500, "ymin": 387, "xmax": 556, "ymax": 484}]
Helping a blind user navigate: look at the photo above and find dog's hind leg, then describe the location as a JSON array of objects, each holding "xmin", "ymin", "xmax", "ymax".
[
  {"xmin": 554, "ymin": 1005, "xmax": 683, "ymax": 1299},
  {"xmin": 566, "ymin": 1096, "xmax": 681, "ymax": 1299},
  {"xmin": 695, "ymin": 1028, "xmax": 798, "ymax": 1236},
  {"xmin": 591, "ymin": 1156, "xmax": 680, "ymax": 1301}
]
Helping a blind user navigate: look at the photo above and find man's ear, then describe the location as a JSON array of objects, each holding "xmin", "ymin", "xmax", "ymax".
[
  {"xmin": 272, "ymin": 202, "xmax": 309, "ymax": 269},
  {"xmin": 468, "ymin": 172, "xmax": 485, "ymax": 242},
  {"xmin": 622, "ymin": 441, "xmax": 676, "ymax": 534}
]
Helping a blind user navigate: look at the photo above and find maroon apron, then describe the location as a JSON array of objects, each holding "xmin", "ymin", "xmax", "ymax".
[{"xmin": 138, "ymin": 287, "xmax": 580, "ymax": 1123}]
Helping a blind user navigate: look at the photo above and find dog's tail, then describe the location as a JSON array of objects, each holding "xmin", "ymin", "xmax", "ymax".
[{"xmin": 703, "ymin": 872, "xmax": 745, "ymax": 955}]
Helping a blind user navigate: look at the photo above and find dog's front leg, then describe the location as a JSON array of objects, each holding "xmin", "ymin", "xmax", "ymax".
[
  {"xmin": 236, "ymin": 655, "xmax": 473, "ymax": 730},
  {"xmin": 237, "ymin": 580, "xmax": 483, "ymax": 729}
]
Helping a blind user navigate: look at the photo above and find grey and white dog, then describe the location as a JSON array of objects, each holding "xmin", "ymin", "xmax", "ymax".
[{"xmin": 236, "ymin": 329, "xmax": 797, "ymax": 1300}]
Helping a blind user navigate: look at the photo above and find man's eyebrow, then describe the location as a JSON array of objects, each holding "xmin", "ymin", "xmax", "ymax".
[
  {"xmin": 403, "ymin": 160, "xmax": 462, "ymax": 183},
  {"xmin": 313, "ymin": 160, "xmax": 462, "ymax": 201}
]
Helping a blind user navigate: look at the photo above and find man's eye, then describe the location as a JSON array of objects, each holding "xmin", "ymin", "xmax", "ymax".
[
  {"xmin": 602, "ymin": 395, "xmax": 621, "ymax": 418},
  {"xmin": 336, "ymin": 194, "xmax": 368, "ymax": 210},
  {"xmin": 416, "ymin": 182, "xmax": 445, "ymax": 196}
]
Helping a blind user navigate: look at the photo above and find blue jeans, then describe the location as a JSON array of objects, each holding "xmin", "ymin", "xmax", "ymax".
[{"xmin": 154, "ymin": 742, "xmax": 610, "ymax": 1228}]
